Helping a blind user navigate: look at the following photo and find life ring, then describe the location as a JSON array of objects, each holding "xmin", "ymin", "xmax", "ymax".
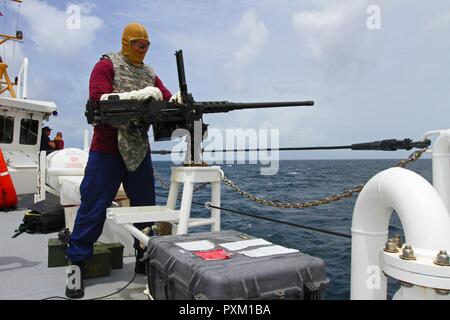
[{"xmin": 0, "ymin": 149, "xmax": 17, "ymax": 209}]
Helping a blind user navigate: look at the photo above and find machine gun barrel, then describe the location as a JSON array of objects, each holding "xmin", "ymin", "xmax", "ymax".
[
  {"xmin": 194, "ymin": 100, "xmax": 314, "ymax": 113},
  {"xmin": 176, "ymin": 50, "xmax": 188, "ymax": 96}
]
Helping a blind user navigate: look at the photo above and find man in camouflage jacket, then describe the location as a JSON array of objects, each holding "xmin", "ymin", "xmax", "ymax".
[{"xmin": 65, "ymin": 23, "xmax": 173, "ymax": 299}]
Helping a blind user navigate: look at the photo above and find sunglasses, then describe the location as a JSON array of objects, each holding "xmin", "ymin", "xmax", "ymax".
[{"xmin": 131, "ymin": 40, "xmax": 150, "ymax": 50}]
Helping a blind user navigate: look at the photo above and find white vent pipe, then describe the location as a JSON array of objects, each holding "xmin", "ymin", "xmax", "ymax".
[
  {"xmin": 422, "ymin": 129, "xmax": 450, "ymax": 212},
  {"xmin": 350, "ymin": 167, "xmax": 450, "ymax": 299}
]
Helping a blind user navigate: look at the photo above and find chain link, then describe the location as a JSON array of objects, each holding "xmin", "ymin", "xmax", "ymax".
[
  {"xmin": 221, "ymin": 175, "xmax": 364, "ymax": 209},
  {"xmin": 394, "ymin": 147, "xmax": 429, "ymax": 168},
  {"xmin": 153, "ymin": 167, "xmax": 171, "ymax": 190},
  {"xmin": 221, "ymin": 147, "xmax": 429, "ymax": 209}
]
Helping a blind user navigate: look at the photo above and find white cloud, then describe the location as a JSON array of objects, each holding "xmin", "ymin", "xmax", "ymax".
[
  {"xmin": 230, "ymin": 9, "xmax": 268, "ymax": 67},
  {"xmin": 426, "ymin": 11, "xmax": 450, "ymax": 32},
  {"xmin": 71, "ymin": 2, "xmax": 97, "ymax": 15},
  {"xmin": 292, "ymin": 1, "xmax": 372, "ymax": 60},
  {"xmin": 225, "ymin": 9, "xmax": 269, "ymax": 92},
  {"xmin": 0, "ymin": 41, "xmax": 26, "ymax": 75},
  {"xmin": 19, "ymin": 0, "xmax": 103, "ymax": 57}
]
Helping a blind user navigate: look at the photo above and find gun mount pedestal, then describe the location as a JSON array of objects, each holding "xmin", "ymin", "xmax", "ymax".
[
  {"xmin": 106, "ymin": 166, "xmax": 223, "ymax": 246},
  {"xmin": 167, "ymin": 166, "xmax": 222, "ymax": 234}
]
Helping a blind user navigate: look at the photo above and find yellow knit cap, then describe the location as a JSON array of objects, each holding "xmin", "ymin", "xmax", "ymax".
[{"xmin": 121, "ymin": 23, "xmax": 150, "ymax": 65}]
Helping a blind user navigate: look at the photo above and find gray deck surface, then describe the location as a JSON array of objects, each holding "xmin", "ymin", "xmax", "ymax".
[{"xmin": 0, "ymin": 196, "xmax": 149, "ymax": 300}]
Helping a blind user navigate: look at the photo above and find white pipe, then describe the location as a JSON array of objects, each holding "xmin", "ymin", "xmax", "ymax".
[
  {"xmin": 351, "ymin": 167, "xmax": 450, "ymax": 300},
  {"xmin": 429, "ymin": 129, "xmax": 450, "ymax": 213},
  {"xmin": 122, "ymin": 224, "xmax": 150, "ymax": 246},
  {"xmin": 39, "ymin": 150, "xmax": 46, "ymax": 202},
  {"xmin": 421, "ymin": 130, "xmax": 444, "ymax": 141},
  {"xmin": 23, "ymin": 58, "xmax": 28, "ymax": 99},
  {"xmin": 16, "ymin": 71, "xmax": 21, "ymax": 98},
  {"xmin": 16, "ymin": 58, "xmax": 28, "ymax": 99}
]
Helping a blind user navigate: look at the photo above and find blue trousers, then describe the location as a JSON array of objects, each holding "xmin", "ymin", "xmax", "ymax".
[{"xmin": 66, "ymin": 151, "xmax": 155, "ymax": 263}]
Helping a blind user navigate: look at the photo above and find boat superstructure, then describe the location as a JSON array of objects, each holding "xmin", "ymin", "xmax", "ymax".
[
  {"xmin": 1, "ymin": 95, "xmax": 57, "ymax": 195},
  {"xmin": 0, "ymin": 0, "xmax": 58, "ymax": 196}
]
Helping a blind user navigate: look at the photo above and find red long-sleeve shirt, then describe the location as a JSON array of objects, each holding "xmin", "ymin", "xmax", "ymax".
[{"xmin": 89, "ymin": 58, "xmax": 172, "ymax": 154}]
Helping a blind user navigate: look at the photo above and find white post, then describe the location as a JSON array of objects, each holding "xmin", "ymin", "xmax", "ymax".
[
  {"xmin": 177, "ymin": 181, "xmax": 194, "ymax": 235},
  {"xmin": 166, "ymin": 182, "xmax": 180, "ymax": 210},
  {"xmin": 34, "ymin": 151, "xmax": 47, "ymax": 203},
  {"xmin": 210, "ymin": 181, "xmax": 221, "ymax": 232}
]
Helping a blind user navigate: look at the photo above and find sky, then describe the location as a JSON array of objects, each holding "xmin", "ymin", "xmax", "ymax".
[{"xmin": 2, "ymin": 0, "xmax": 450, "ymax": 160}]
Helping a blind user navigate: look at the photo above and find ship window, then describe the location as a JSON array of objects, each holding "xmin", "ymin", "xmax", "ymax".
[
  {"xmin": 20, "ymin": 118, "xmax": 39, "ymax": 145},
  {"xmin": 0, "ymin": 115, "xmax": 14, "ymax": 144}
]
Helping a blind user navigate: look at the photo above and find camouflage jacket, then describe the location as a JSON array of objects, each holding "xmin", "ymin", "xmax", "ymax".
[{"xmin": 103, "ymin": 52, "xmax": 156, "ymax": 172}]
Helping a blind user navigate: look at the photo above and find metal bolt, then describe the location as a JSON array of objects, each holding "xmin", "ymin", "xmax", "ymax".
[
  {"xmin": 400, "ymin": 244, "xmax": 416, "ymax": 260},
  {"xmin": 383, "ymin": 239, "xmax": 398, "ymax": 253},
  {"xmin": 394, "ymin": 235, "xmax": 403, "ymax": 248},
  {"xmin": 434, "ymin": 250, "xmax": 450, "ymax": 266}
]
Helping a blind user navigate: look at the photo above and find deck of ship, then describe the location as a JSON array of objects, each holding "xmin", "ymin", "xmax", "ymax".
[{"xmin": 0, "ymin": 194, "xmax": 148, "ymax": 300}]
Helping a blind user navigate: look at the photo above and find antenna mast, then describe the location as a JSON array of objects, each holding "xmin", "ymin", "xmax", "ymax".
[{"xmin": 0, "ymin": 0, "xmax": 23, "ymax": 98}]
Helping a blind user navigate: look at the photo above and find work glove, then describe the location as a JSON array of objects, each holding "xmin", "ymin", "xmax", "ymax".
[
  {"xmin": 100, "ymin": 86, "xmax": 163, "ymax": 101},
  {"xmin": 169, "ymin": 91, "xmax": 183, "ymax": 104}
]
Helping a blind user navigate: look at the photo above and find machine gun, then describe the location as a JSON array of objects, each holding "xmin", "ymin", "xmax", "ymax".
[{"xmin": 85, "ymin": 50, "xmax": 314, "ymax": 164}]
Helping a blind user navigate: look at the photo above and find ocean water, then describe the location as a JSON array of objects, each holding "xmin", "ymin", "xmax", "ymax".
[{"xmin": 153, "ymin": 159, "xmax": 433, "ymax": 300}]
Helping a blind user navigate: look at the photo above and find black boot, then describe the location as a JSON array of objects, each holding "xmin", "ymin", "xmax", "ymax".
[{"xmin": 65, "ymin": 260, "xmax": 85, "ymax": 299}]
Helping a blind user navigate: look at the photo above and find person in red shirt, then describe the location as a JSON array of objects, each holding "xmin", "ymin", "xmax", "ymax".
[
  {"xmin": 65, "ymin": 23, "xmax": 173, "ymax": 299},
  {"xmin": 53, "ymin": 132, "xmax": 64, "ymax": 150}
]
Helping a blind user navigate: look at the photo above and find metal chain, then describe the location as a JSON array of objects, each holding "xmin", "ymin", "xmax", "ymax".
[
  {"xmin": 152, "ymin": 147, "xmax": 428, "ymax": 208},
  {"xmin": 153, "ymin": 167, "xmax": 171, "ymax": 190},
  {"xmin": 221, "ymin": 147, "xmax": 429, "ymax": 209},
  {"xmin": 394, "ymin": 147, "xmax": 429, "ymax": 168},
  {"xmin": 221, "ymin": 176, "xmax": 364, "ymax": 209},
  {"xmin": 153, "ymin": 166, "xmax": 209, "ymax": 192}
]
